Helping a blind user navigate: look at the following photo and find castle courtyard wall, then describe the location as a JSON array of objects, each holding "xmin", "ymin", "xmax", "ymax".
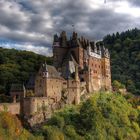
[
  {"xmin": 0, "ymin": 103, "xmax": 20, "ymax": 114},
  {"xmin": 23, "ymin": 97, "xmax": 49, "ymax": 117}
]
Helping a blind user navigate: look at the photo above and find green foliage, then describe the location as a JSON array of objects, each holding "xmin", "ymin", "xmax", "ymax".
[
  {"xmin": 42, "ymin": 126, "xmax": 64, "ymax": 140},
  {"xmin": 112, "ymin": 80, "xmax": 125, "ymax": 92},
  {"xmin": 0, "ymin": 47, "xmax": 52, "ymax": 96},
  {"xmin": 79, "ymin": 93, "xmax": 140, "ymax": 140},
  {"xmin": 42, "ymin": 92, "xmax": 140, "ymax": 140},
  {"xmin": 103, "ymin": 28, "xmax": 140, "ymax": 94}
]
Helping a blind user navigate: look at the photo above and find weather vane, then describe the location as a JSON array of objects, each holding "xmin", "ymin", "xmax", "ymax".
[{"xmin": 72, "ymin": 24, "xmax": 75, "ymax": 32}]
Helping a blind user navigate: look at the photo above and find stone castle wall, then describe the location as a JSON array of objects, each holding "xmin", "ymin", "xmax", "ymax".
[
  {"xmin": 66, "ymin": 79, "xmax": 80, "ymax": 104},
  {"xmin": 53, "ymin": 47, "xmax": 68, "ymax": 68},
  {"xmin": 46, "ymin": 78, "xmax": 63, "ymax": 102},
  {"xmin": 0, "ymin": 103, "xmax": 20, "ymax": 114},
  {"xmin": 23, "ymin": 97, "xmax": 49, "ymax": 117}
]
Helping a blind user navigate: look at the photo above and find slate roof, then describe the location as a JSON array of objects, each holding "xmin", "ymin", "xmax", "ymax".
[
  {"xmin": 41, "ymin": 63, "xmax": 63, "ymax": 79},
  {"xmin": 62, "ymin": 49, "xmax": 78, "ymax": 66},
  {"xmin": 26, "ymin": 73, "xmax": 35, "ymax": 89},
  {"xmin": 60, "ymin": 50, "xmax": 79, "ymax": 79},
  {"xmin": 46, "ymin": 65, "xmax": 62, "ymax": 79}
]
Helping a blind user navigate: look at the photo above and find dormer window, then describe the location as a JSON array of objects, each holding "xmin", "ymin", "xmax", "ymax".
[{"xmin": 43, "ymin": 72, "xmax": 48, "ymax": 78}]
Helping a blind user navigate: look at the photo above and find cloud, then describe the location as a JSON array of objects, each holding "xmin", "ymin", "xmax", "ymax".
[
  {"xmin": 128, "ymin": 0, "xmax": 140, "ymax": 7},
  {"xmin": 0, "ymin": 41, "xmax": 52, "ymax": 56},
  {"xmin": 0, "ymin": 0, "xmax": 140, "ymax": 55}
]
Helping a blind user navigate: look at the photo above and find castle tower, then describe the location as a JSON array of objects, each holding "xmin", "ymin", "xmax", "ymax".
[
  {"xmin": 74, "ymin": 66, "xmax": 80, "ymax": 104},
  {"xmin": 53, "ymin": 34, "xmax": 60, "ymax": 47},
  {"xmin": 35, "ymin": 62, "xmax": 49, "ymax": 97},
  {"xmin": 60, "ymin": 31, "xmax": 67, "ymax": 47},
  {"xmin": 53, "ymin": 31, "xmax": 69, "ymax": 69},
  {"xmin": 72, "ymin": 32, "xmax": 78, "ymax": 40},
  {"xmin": 101, "ymin": 46, "xmax": 112, "ymax": 90},
  {"xmin": 66, "ymin": 66, "xmax": 80, "ymax": 105}
]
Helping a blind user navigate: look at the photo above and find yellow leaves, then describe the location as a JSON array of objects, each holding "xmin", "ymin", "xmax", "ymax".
[{"xmin": 0, "ymin": 111, "xmax": 43, "ymax": 139}]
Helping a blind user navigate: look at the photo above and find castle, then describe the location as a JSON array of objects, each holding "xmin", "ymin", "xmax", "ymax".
[{"xmin": 1, "ymin": 31, "xmax": 112, "ymax": 126}]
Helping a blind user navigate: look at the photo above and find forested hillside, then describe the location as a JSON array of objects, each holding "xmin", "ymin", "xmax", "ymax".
[
  {"xmin": 40, "ymin": 93, "xmax": 140, "ymax": 140},
  {"xmin": 104, "ymin": 28, "xmax": 140, "ymax": 94},
  {"xmin": 0, "ymin": 47, "xmax": 52, "ymax": 95}
]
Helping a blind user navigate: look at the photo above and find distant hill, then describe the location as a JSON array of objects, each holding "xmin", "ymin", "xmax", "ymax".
[
  {"xmin": 0, "ymin": 47, "xmax": 52, "ymax": 95},
  {"xmin": 104, "ymin": 28, "xmax": 140, "ymax": 94}
]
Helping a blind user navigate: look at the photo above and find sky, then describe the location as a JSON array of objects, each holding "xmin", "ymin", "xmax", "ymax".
[{"xmin": 0, "ymin": 0, "xmax": 140, "ymax": 56}]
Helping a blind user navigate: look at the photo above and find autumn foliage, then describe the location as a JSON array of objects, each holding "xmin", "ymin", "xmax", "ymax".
[{"xmin": 0, "ymin": 112, "xmax": 42, "ymax": 140}]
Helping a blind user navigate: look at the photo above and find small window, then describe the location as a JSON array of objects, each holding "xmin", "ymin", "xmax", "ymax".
[{"xmin": 63, "ymin": 82, "xmax": 66, "ymax": 85}]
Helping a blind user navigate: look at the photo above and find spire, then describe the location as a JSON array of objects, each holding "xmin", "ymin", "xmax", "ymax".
[
  {"xmin": 23, "ymin": 84, "xmax": 26, "ymax": 98},
  {"xmin": 72, "ymin": 32, "xmax": 78, "ymax": 40},
  {"xmin": 42, "ymin": 62, "xmax": 48, "ymax": 78},
  {"xmin": 98, "ymin": 46, "xmax": 101, "ymax": 55},
  {"xmin": 87, "ymin": 42, "xmax": 91, "ymax": 55},
  {"xmin": 94, "ymin": 42, "xmax": 97, "ymax": 53},
  {"xmin": 53, "ymin": 34, "xmax": 59, "ymax": 42},
  {"xmin": 53, "ymin": 34, "xmax": 60, "ymax": 47}
]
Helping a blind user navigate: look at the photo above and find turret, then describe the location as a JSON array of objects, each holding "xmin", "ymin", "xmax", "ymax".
[
  {"xmin": 102, "ymin": 45, "xmax": 110, "ymax": 58},
  {"xmin": 94, "ymin": 42, "xmax": 97, "ymax": 53},
  {"xmin": 60, "ymin": 31, "xmax": 67, "ymax": 47},
  {"xmin": 97, "ymin": 46, "xmax": 101, "ymax": 55},
  {"xmin": 72, "ymin": 32, "xmax": 78, "ymax": 40},
  {"xmin": 41, "ymin": 62, "xmax": 49, "ymax": 96},
  {"xmin": 53, "ymin": 34, "xmax": 60, "ymax": 47},
  {"xmin": 101, "ymin": 45, "xmax": 112, "ymax": 90},
  {"xmin": 42, "ymin": 62, "xmax": 49, "ymax": 78},
  {"xmin": 87, "ymin": 42, "xmax": 91, "ymax": 55}
]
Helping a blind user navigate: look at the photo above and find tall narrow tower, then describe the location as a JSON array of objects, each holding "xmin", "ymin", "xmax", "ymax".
[
  {"xmin": 101, "ymin": 46, "xmax": 112, "ymax": 90},
  {"xmin": 35, "ymin": 63, "xmax": 49, "ymax": 97},
  {"xmin": 74, "ymin": 66, "xmax": 80, "ymax": 104}
]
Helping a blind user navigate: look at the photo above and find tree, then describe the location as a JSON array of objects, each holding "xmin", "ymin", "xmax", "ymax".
[
  {"xmin": 112, "ymin": 80, "xmax": 125, "ymax": 91},
  {"xmin": 0, "ymin": 47, "xmax": 52, "ymax": 96},
  {"xmin": 104, "ymin": 28, "xmax": 140, "ymax": 95}
]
